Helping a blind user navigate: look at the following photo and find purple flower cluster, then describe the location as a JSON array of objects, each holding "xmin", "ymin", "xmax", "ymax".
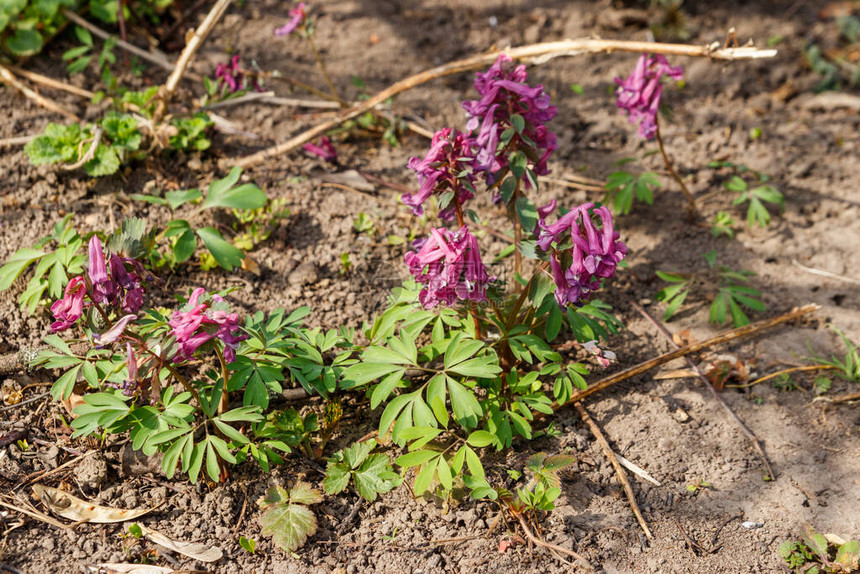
[
  {"xmin": 403, "ymin": 128, "xmax": 477, "ymax": 221},
  {"xmin": 462, "ymin": 54, "xmax": 558, "ymax": 184},
  {"xmin": 536, "ymin": 202, "xmax": 627, "ymax": 307},
  {"xmin": 615, "ymin": 53, "xmax": 683, "ymax": 140},
  {"xmin": 169, "ymin": 288, "xmax": 247, "ymax": 363},
  {"xmin": 50, "ymin": 236, "xmax": 148, "ymax": 333},
  {"xmin": 274, "ymin": 3, "xmax": 307, "ymax": 37},
  {"xmin": 215, "ymin": 55, "xmax": 261, "ymax": 93},
  {"xmin": 405, "ymin": 227, "xmax": 492, "ymax": 309}
]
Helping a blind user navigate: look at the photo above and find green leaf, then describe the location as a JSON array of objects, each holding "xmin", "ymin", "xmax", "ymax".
[
  {"xmin": 165, "ymin": 188, "xmax": 203, "ymax": 210},
  {"xmin": 196, "ymin": 227, "xmax": 243, "ymax": 271},
  {"xmin": 172, "ymin": 229, "xmax": 197, "ymax": 263},
  {"xmin": 515, "ymin": 196, "xmax": 538, "ymax": 233},
  {"xmin": 6, "ymin": 28, "xmax": 43, "ymax": 56},
  {"xmin": 724, "ymin": 175, "xmax": 747, "ymax": 192},
  {"xmin": 509, "ymin": 151, "xmax": 527, "ymax": 180},
  {"xmin": 202, "ymin": 167, "xmax": 267, "ymax": 210},
  {"xmin": 835, "ymin": 540, "xmax": 860, "ymax": 571},
  {"xmin": 466, "ymin": 430, "xmax": 495, "ymax": 448},
  {"xmin": 341, "ymin": 362, "xmax": 404, "ymax": 389},
  {"xmin": 0, "ymin": 248, "xmax": 45, "ymax": 290},
  {"xmin": 395, "ymin": 449, "xmax": 440, "ymax": 468},
  {"xmin": 322, "ymin": 462, "xmax": 351, "ymax": 495},
  {"xmin": 260, "ymin": 482, "xmax": 320, "ymax": 552},
  {"xmin": 352, "ymin": 453, "xmax": 397, "ymax": 501}
]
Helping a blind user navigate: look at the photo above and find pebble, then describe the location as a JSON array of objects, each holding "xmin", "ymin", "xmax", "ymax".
[
  {"xmin": 742, "ymin": 521, "xmax": 764, "ymax": 529},
  {"xmin": 288, "ymin": 262, "xmax": 319, "ymax": 286}
]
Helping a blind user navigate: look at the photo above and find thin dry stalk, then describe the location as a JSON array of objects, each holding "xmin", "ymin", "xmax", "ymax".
[
  {"xmin": 0, "ymin": 497, "xmax": 69, "ymax": 530},
  {"xmin": 516, "ymin": 513, "xmax": 592, "ymax": 570},
  {"xmin": 0, "ymin": 135, "xmax": 36, "ymax": 147},
  {"xmin": 826, "ymin": 391, "xmax": 860, "ymax": 404},
  {"xmin": 574, "ymin": 401, "xmax": 653, "ymax": 540},
  {"xmin": 61, "ymin": 9, "xmax": 174, "ymax": 73},
  {"xmin": 0, "ymin": 64, "xmax": 79, "ymax": 120},
  {"xmin": 7, "ymin": 65, "xmax": 94, "ymax": 99},
  {"xmin": 548, "ymin": 304, "xmax": 819, "ymax": 413},
  {"xmin": 655, "ymin": 116, "xmax": 697, "ymax": 218},
  {"xmin": 726, "ymin": 364, "xmax": 837, "ymax": 389},
  {"xmin": 630, "ymin": 300, "xmax": 778, "ymax": 480},
  {"xmin": 153, "ymin": 0, "xmax": 233, "ymax": 122},
  {"xmin": 223, "ymin": 38, "xmax": 776, "ymax": 170},
  {"xmin": 791, "ymin": 259, "xmax": 860, "ymax": 286}
]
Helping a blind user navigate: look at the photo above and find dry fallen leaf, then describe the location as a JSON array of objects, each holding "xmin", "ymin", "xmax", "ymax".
[
  {"xmin": 88, "ymin": 564, "xmax": 174, "ymax": 574},
  {"xmin": 32, "ymin": 484, "xmax": 157, "ymax": 523},
  {"xmin": 139, "ymin": 524, "xmax": 223, "ymax": 563}
]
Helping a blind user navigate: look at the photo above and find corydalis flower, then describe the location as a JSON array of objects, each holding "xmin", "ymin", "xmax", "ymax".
[
  {"xmin": 615, "ymin": 53, "xmax": 683, "ymax": 140},
  {"xmin": 303, "ymin": 136, "xmax": 337, "ymax": 162},
  {"xmin": 215, "ymin": 55, "xmax": 261, "ymax": 93},
  {"xmin": 405, "ymin": 227, "xmax": 492, "ymax": 308},
  {"xmin": 88, "ymin": 235, "xmax": 113, "ymax": 305},
  {"xmin": 274, "ymin": 2, "xmax": 307, "ymax": 37},
  {"xmin": 403, "ymin": 128, "xmax": 477, "ymax": 221},
  {"xmin": 50, "ymin": 276, "xmax": 86, "ymax": 332},
  {"xmin": 121, "ymin": 343, "xmax": 139, "ymax": 397},
  {"xmin": 462, "ymin": 54, "xmax": 558, "ymax": 184},
  {"xmin": 93, "ymin": 314, "xmax": 137, "ymax": 346},
  {"xmin": 169, "ymin": 288, "xmax": 247, "ymax": 363},
  {"xmin": 537, "ymin": 202, "xmax": 627, "ymax": 307}
]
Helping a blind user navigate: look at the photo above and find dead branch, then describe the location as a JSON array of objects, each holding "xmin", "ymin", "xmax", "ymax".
[
  {"xmin": 548, "ymin": 304, "xmax": 818, "ymax": 414},
  {"xmin": 630, "ymin": 300, "xmax": 777, "ymax": 480},
  {"xmin": 153, "ymin": 0, "xmax": 233, "ymax": 122},
  {"xmin": 574, "ymin": 401, "xmax": 653, "ymax": 540},
  {"xmin": 61, "ymin": 8, "xmax": 174, "ymax": 73},
  {"xmin": 516, "ymin": 513, "xmax": 592, "ymax": 570},
  {"xmin": 6, "ymin": 65, "xmax": 95, "ymax": 99},
  {"xmin": 0, "ymin": 64, "xmax": 79, "ymax": 120},
  {"xmin": 223, "ymin": 38, "xmax": 777, "ymax": 170}
]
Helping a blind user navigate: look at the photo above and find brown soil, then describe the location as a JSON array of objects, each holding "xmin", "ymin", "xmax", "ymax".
[{"xmin": 1, "ymin": 1, "xmax": 859, "ymax": 573}]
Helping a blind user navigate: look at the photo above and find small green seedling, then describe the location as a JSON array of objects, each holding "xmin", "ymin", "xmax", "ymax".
[
  {"xmin": 711, "ymin": 211, "xmax": 736, "ymax": 238},
  {"xmin": 239, "ymin": 535, "xmax": 256, "ymax": 554},
  {"xmin": 685, "ymin": 478, "xmax": 712, "ymax": 493},
  {"xmin": 353, "ymin": 212, "xmax": 375, "ymax": 236}
]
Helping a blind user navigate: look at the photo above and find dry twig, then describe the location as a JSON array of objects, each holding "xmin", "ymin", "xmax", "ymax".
[
  {"xmin": 6, "ymin": 65, "xmax": 94, "ymax": 99},
  {"xmin": 223, "ymin": 38, "xmax": 776, "ymax": 170},
  {"xmin": 0, "ymin": 64, "xmax": 79, "ymax": 120},
  {"xmin": 61, "ymin": 8, "xmax": 174, "ymax": 73},
  {"xmin": 630, "ymin": 300, "xmax": 778, "ymax": 480},
  {"xmin": 574, "ymin": 402, "xmax": 653, "ymax": 540},
  {"xmin": 547, "ymin": 304, "xmax": 818, "ymax": 413},
  {"xmin": 153, "ymin": 0, "xmax": 233, "ymax": 122},
  {"xmin": 516, "ymin": 513, "xmax": 592, "ymax": 570}
]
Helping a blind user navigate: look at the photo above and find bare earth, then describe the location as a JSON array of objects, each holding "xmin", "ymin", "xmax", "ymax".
[{"xmin": 1, "ymin": 1, "xmax": 859, "ymax": 572}]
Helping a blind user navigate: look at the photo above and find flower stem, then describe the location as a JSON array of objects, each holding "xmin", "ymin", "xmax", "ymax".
[
  {"xmin": 453, "ymin": 184, "xmax": 482, "ymax": 340},
  {"xmin": 306, "ymin": 35, "xmax": 341, "ymax": 105},
  {"xmin": 654, "ymin": 115, "xmax": 697, "ymax": 220}
]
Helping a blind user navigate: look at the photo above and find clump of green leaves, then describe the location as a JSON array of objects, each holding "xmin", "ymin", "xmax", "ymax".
[
  {"xmin": 0, "ymin": 215, "xmax": 86, "ymax": 313},
  {"xmin": 808, "ymin": 327, "xmax": 860, "ymax": 391},
  {"xmin": 258, "ymin": 481, "xmax": 323, "ymax": 553},
  {"xmin": 604, "ymin": 168, "xmax": 660, "ymax": 215},
  {"xmin": 709, "ymin": 161, "xmax": 784, "ymax": 228},
  {"xmin": 711, "ymin": 211, "xmax": 735, "ymax": 238},
  {"xmin": 0, "ymin": 0, "xmax": 74, "ymax": 57},
  {"xmin": 131, "ymin": 167, "xmax": 267, "ymax": 271},
  {"xmin": 655, "ymin": 251, "xmax": 766, "ymax": 327},
  {"xmin": 323, "ymin": 439, "xmax": 398, "ymax": 501},
  {"xmin": 500, "ymin": 453, "xmax": 576, "ymax": 514},
  {"xmin": 779, "ymin": 527, "xmax": 860, "ymax": 573},
  {"xmin": 25, "ymin": 88, "xmax": 213, "ymax": 177}
]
